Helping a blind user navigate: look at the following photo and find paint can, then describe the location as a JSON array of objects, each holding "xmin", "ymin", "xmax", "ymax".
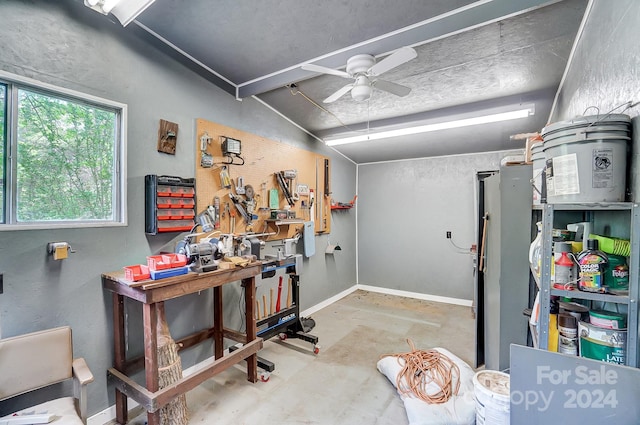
[
  {"xmin": 558, "ymin": 313, "xmax": 578, "ymax": 338},
  {"xmin": 589, "ymin": 310, "xmax": 627, "ymax": 330},
  {"xmin": 473, "ymin": 370, "xmax": 510, "ymax": 425},
  {"xmin": 557, "ymin": 313, "xmax": 578, "ymax": 355},
  {"xmin": 579, "ymin": 321, "xmax": 626, "ymax": 365},
  {"xmin": 558, "ymin": 334, "xmax": 579, "ymax": 356},
  {"xmin": 542, "ymin": 114, "xmax": 630, "ymax": 203}
]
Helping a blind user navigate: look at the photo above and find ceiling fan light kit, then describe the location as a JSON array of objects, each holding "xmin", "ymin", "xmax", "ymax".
[
  {"xmin": 350, "ymin": 76, "xmax": 372, "ymax": 102},
  {"xmin": 301, "ymin": 46, "xmax": 417, "ymax": 103}
]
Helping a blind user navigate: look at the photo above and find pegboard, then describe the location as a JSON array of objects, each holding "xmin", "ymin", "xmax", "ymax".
[{"xmin": 195, "ymin": 118, "xmax": 331, "ymax": 240}]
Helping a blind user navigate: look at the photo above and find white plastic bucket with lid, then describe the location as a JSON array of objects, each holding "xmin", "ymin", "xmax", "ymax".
[
  {"xmin": 474, "ymin": 370, "xmax": 510, "ymax": 425},
  {"xmin": 542, "ymin": 114, "xmax": 630, "ymax": 203},
  {"xmin": 531, "ymin": 142, "xmax": 545, "ymax": 205}
]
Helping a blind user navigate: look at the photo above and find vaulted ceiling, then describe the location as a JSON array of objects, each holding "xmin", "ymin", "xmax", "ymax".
[{"xmin": 87, "ymin": 0, "xmax": 588, "ymax": 163}]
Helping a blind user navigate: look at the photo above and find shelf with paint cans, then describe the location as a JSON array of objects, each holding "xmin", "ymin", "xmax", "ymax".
[{"xmin": 534, "ymin": 202, "xmax": 639, "ymax": 368}]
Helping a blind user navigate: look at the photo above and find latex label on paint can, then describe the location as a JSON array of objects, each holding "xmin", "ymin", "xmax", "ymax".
[{"xmin": 592, "ymin": 148, "xmax": 614, "ymax": 189}]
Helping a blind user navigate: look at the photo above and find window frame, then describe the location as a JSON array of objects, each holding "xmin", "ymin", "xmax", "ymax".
[{"xmin": 0, "ymin": 70, "xmax": 127, "ymax": 230}]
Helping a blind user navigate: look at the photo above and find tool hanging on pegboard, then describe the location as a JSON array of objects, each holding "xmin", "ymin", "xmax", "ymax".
[
  {"xmin": 244, "ymin": 184, "xmax": 256, "ymax": 218},
  {"xmin": 275, "ymin": 170, "xmax": 297, "ymax": 206},
  {"xmin": 200, "ymin": 131, "xmax": 213, "ymax": 168},
  {"xmin": 229, "ymin": 193, "xmax": 251, "ymax": 224},
  {"xmin": 213, "ymin": 196, "xmax": 220, "ymax": 229}
]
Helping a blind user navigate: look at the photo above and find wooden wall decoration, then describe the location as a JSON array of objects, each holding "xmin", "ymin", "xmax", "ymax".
[
  {"xmin": 195, "ymin": 118, "xmax": 331, "ymax": 240},
  {"xmin": 158, "ymin": 119, "xmax": 179, "ymax": 155}
]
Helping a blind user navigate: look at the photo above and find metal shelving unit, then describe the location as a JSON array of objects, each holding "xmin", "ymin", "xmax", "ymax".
[{"xmin": 537, "ymin": 202, "xmax": 639, "ymax": 367}]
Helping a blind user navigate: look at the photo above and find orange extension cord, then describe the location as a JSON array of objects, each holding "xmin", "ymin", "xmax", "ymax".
[{"xmin": 382, "ymin": 339, "xmax": 460, "ymax": 404}]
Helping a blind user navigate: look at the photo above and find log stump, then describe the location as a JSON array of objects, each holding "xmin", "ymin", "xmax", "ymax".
[{"xmin": 157, "ymin": 303, "xmax": 189, "ymax": 425}]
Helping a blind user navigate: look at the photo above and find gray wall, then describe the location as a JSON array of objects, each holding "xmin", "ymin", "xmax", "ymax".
[
  {"xmin": 357, "ymin": 151, "xmax": 520, "ymax": 301},
  {"xmin": 550, "ymin": 0, "xmax": 640, "ymax": 199},
  {"xmin": 0, "ymin": 0, "xmax": 356, "ymax": 416},
  {"xmin": 548, "ymin": 0, "xmax": 640, "ymax": 363}
]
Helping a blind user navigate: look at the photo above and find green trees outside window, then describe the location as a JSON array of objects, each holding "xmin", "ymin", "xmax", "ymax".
[
  {"xmin": 0, "ymin": 73, "xmax": 126, "ymax": 229},
  {"xmin": 16, "ymin": 89, "xmax": 116, "ymax": 221}
]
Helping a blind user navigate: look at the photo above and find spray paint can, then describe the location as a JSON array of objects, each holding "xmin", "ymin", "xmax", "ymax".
[{"xmin": 578, "ymin": 239, "xmax": 608, "ymax": 293}]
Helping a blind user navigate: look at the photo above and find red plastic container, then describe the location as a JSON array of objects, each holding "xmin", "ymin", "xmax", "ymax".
[
  {"xmin": 147, "ymin": 253, "xmax": 188, "ymax": 271},
  {"xmin": 180, "ymin": 187, "xmax": 195, "ymax": 198},
  {"xmin": 157, "ymin": 185, "xmax": 173, "ymax": 197},
  {"xmin": 181, "ymin": 198, "xmax": 195, "ymax": 208},
  {"xmin": 157, "ymin": 197, "xmax": 172, "ymax": 209},
  {"xmin": 124, "ymin": 264, "xmax": 150, "ymax": 281}
]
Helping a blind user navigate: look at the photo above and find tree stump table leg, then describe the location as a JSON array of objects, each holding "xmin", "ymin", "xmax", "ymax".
[{"xmin": 157, "ymin": 303, "xmax": 189, "ymax": 425}]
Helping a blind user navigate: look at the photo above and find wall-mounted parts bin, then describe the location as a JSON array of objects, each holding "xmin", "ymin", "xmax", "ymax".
[{"xmin": 145, "ymin": 175, "xmax": 196, "ymax": 235}]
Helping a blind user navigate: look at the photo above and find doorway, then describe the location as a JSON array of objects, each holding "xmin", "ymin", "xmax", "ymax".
[{"xmin": 474, "ymin": 170, "xmax": 497, "ymax": 368}]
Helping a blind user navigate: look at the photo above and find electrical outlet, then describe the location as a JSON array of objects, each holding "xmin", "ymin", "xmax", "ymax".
[{"xmin": 446, "ymin": 231, "xmax": 452, "ymax": 239}]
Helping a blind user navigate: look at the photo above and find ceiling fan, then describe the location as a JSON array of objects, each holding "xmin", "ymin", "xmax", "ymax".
[{"xmin": 301, "ymin": 46, "xmax": 417, "ymax": 103}]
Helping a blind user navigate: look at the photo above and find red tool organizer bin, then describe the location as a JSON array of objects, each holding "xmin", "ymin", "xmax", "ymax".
[{"xmin": 145, "ymin": 175, "xmax": 197, "ymax": 235}]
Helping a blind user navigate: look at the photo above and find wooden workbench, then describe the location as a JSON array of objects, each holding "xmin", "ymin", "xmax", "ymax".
[{"xmin": 102, "ymin": 263, "xmax": 263, "ymax": 425}]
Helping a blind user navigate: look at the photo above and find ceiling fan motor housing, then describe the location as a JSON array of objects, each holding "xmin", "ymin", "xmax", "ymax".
[{"xmin": 346, "ymin": 54, "xmax": 376, "ymax": 75}]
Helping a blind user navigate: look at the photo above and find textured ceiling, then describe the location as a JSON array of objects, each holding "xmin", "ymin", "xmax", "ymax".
[{"xmin": 114, "ymin": 0, "xmax": 587, "ymax": 162}]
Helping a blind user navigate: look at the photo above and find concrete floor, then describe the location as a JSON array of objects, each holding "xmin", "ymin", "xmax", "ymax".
[{"xmin": 129, "ymin": 289, "xmax": 476, "ymax": 425}]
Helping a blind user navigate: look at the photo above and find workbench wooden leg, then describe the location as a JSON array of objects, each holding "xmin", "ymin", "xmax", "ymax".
[
  {"xmin": 214, "ymin": 286, "xmax": 224, "ymax": 359},
  {"xmin": 143, "ymin": 302, "xmax": 160, "ymax": 425},
  {"xmin": 113, "ymin": 293, "xmax": 128, "ymax": 425},
  {"xmin": 243, "ymin": 276, "xmax": 258, "ymax": 383}
]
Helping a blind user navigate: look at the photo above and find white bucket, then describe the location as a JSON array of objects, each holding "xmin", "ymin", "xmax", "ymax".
[
  {"xmin": 473, "ymin": 370, "xmax": 510, "ymax": 425},
  {"xmin": 542, "ymin": 114, "xmax": 630, "ymax": 203}
]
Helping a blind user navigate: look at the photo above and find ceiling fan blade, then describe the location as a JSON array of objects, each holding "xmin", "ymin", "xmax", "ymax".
[
  {"xmin": 301, "ymin": 63, "xmax": 351, "ymax": 78},
  {"xmin": 368, "ymin": 46, "xmax": 417, "ymax": 76},
  {"xmin": 372, "ymin": 79, "xmax": 412, "ymax": 97},
  {"xmin": 324, "ymin": 84, "xmax": 354, "ymax": 103}
]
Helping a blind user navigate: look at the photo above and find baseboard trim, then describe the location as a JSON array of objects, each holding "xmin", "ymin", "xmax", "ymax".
[
  {"xmin": 300, "ymin": 284, "xmax": 358, "ymax": 317},
  {"xmin": 89, "ymin": 399, "xmax": 142, "ymax": 425},
  {"xmin": 356, "ymin": 284, "xmax": 473, "ymax": 307}
]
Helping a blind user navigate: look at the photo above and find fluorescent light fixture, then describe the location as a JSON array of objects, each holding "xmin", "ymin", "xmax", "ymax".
[
  {"xmin": 84, "ymin": 0, "xmax": 156, "ymax": 26},
  {"xmin": 325, "ymin": 106, "xmax": 534, "ymax": 146}
]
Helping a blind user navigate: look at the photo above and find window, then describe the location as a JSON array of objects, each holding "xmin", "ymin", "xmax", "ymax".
[
  {"xmin": 1, "ymin": 83, "xmax": 5, "ymax": 223},
  {"xmin": 0, "ymin": 71, "xmax": 127, "ymax": 230}
]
